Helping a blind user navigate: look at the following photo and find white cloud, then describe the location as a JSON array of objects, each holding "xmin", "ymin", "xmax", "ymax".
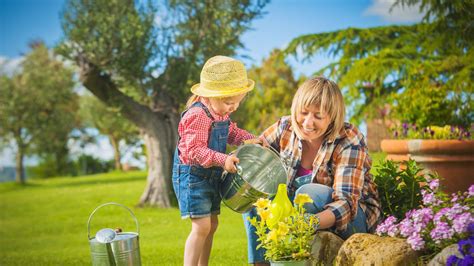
[
  {"xmin": 0, "ymin": 56, "xmax": 23, "ymax": 76},
  {"xmin": 364, "ymin": 0, "xmax": 424, "ymax": 23}
]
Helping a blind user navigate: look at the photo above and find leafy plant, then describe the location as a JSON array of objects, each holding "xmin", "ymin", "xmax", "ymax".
[
  {"xmin": 283, "ymin": 0, "xmax": 473, "ymax": 129},
  {"xmin": 373, "ymin": 159, "xmax": 437, "ymax": 220},
  {"xmin": 248, "ymin": 193, "xmax": 319, "ymax": 262}
]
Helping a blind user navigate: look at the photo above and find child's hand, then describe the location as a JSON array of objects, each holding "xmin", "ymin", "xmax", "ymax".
[
  {"xmin": 224, "ymin": 155, "xmax": 240, "ymax": 173},
  {"xmin": 243, "ymin": 138, "xmax": 263, "ymax": 145}
]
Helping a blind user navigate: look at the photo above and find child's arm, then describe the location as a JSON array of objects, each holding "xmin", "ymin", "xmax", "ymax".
[{"xmin": 227, "ymin": 121, "xmax": 256, "ymax": 146}]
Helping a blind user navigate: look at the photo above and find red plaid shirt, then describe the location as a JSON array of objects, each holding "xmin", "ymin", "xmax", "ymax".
[
  {"xmin": 177, "ymin": 99, "xmax": 255, "ymax": 168},
  {"xmin": 259, "ymin": 116, "xmax": 382, "ymax": 233}
]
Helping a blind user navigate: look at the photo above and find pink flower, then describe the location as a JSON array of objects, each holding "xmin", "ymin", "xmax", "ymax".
[
  {"xmin": 407, "ymin": 233, "xmax": 425, "ymax": 250},
  {"xmin": 430, "ymin": 221, "xmax": 454, "ymax": 243},
  {"xmin": 452, "ymin": 213, "xmax": 474, "ymax": 233},
  {"xmin": 429, "ymin": 179, "xmax": 439, "ymax": 191},
  {"xmin": 422, "ymin": 190, "xmax": 439, "ymax": 206},
  {"xmin": 376, "ymin": 216, "xmax": 398, "ymax": 236}
]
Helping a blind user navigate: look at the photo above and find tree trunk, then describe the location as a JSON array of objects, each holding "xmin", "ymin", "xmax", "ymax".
[
  {"xmin": 109, "ymin": 136, "xmax": 122, "ymax": 171},
  {"xmin": 15, "ymin": 146, "xmax": 25, "ymax": 184},
  {"xmin": 139, "ymin": 131, "xmax": 171, "ymax": 207},
  {"xmin": 78, "ymin": 57, "xmax": 179, "ymax": 207}
]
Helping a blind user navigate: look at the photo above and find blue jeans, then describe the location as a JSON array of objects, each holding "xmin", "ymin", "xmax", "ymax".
[{"xmin": 243, "ymin": 183, "xmax": 368, "ymax": 263}]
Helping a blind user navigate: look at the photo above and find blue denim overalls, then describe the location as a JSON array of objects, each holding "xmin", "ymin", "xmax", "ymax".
[{"xmin": 172, "ymin": 101, "xmax": 230, "ymax": 219}]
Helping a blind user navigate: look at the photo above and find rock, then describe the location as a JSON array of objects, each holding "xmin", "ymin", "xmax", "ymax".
[
  {"xmin": 335, "ymin": 233, "xmax": 419, "ymax": 266},
  {"xmin": 428, "ymin": 244, "xmax": 461, "ymax": 266},
  {"xmin": 310, "ymin": 231, "xmax": 344, "ymax": 266}
]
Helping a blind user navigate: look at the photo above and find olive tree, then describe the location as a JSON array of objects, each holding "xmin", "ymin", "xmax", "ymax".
[{"xmin": 59, "ymin": 0, "xmax": 268, "ymax": 207}]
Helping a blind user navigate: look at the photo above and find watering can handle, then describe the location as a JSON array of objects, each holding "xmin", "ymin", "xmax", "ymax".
[{"xmin": 87, "ymin": 202, "xmax": 140, "ymax": 240}]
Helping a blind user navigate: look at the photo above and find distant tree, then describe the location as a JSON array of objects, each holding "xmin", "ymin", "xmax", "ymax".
[
  {"xmin": 284, "ymin": 0, "xmax": 473, "ymax": 128},
  {"xmin": 79, "ymin": 95, "xmax": 140, "ymax": 170},
  {"xmin": 59, "ymin": 0, "xmax": 268, "ymax": 207},
  {"xmin": 0, "ymin": 42, "xmax": 78, "ymax": 183},
  {"xmin": 233, "ymin": 49, "xmax": 303, "ymax": 134}
]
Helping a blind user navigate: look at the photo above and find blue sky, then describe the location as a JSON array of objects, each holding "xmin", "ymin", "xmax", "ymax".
[{"xmin": 0, "ymin": 0, "xmax": 423, "ymax": 167}]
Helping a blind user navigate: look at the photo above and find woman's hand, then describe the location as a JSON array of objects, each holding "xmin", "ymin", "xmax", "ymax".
[
  {"xmin": 224, "ymin": 155, "xmax": 240, "ymax": 173},
  {"xmin": 243, "ymin": 138, "xmax": 263, "ymax": 145}
]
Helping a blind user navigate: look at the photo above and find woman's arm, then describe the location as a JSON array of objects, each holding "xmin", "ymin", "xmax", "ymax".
[{"xmin": 314, "ymin": 209, "xmax": 336, "ymax": 229}]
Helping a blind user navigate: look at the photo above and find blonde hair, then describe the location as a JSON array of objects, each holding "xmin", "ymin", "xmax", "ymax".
[
  {"xmin": 185, "ymin": 93, "xmax": 247, "ymax": 108},
  {"xmin": 186, "ymin": 94, "xmax": 201, "ymax": 108},
  {"xmin": 290, "ymin": 77, "xmax": 345, "ymax": 141}
]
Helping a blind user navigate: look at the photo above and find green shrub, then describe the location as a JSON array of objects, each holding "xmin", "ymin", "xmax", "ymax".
[
  {"xmin": 73, "ymin": 154, "xmax": 114, "ymax": 176},
  {"xmin": 373, "ymin": 159, "xmax": 437, "ymax": 219}
]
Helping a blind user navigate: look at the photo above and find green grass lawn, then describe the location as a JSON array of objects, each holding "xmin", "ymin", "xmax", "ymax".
[
  {"xmin": 0, "ymin": 171, "xmax": 248, "ymax": 266},
  {"xmin": 0, "ymin": 153, "xmax": 386, "ymax": 266}
]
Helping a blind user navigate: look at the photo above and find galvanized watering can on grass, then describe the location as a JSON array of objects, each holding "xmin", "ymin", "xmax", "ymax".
[
  {"xmin": 88, "ymin": 202, "xmax": 141, "ymax": 266},
  {"xmin": 219, "ymin": 144, "xmax": 287, "ymax": 213}
]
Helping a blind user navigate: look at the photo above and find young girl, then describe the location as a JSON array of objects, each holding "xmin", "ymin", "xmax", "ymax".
[{"xmin": 172, "ymin": 55, "xmax": 256, "ymax": 265}]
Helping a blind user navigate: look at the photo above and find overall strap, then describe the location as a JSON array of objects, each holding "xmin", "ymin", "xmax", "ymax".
[{"xmin": 181, "ymin": 101, "xmax": 214, "ymax": 120}]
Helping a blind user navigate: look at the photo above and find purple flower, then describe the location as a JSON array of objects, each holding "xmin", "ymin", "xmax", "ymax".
[
  {"xmin": 469, "ymin": 185, "xmax": 474, "ymax": 197},
  {"xmin": 468, "ymin": 223, "xmax": 474, "ymax": 235},
  {"xmin": 376, "ymin": 216, "xmax": 398, "ymax": 236},
  {"xmin": 399, "ymin": 218, "xmax": 414, "ymax": 237},
  {"xmin": 422, "ymin": 190, "xmax": 436, "ymax": 205},
  {"xmin": 413, "ymin": 208, "xmax": 433, "ymax": 226},
  {"xmin": 458, "ymin": 237, "xmax": 474, "ymax": 256},
  {"xmin": 407, "ymin": 233, "xmax": 425, "ymax": 250},
  {"xmin": 446, "ymin": 255, "xmax": 460, "ymax": 266},
  {"xmin": 451, "ymin": 193, "xmax": 459, "ymax": 203},
  {"xmin": 453, "ymin": 213, "xmax": 474, "ymax": 234},
  {"xmin": 429, "ymin": 179, "xmax": 439, "ymax": 191},
  {"xmin": 430, "ymin": 221, "xmax": 454, "ymax": 242}
]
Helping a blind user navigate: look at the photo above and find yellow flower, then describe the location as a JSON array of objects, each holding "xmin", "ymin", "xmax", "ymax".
[
  {"xmin": 254, "ymin": 198, "xmax": 271, "ymax": 210},
  {"xmin": 294, "ymin": 193, "xmax": 313, "ymax": 205},
  {"xmin": 246, "ymin": 216, "xmax": 257, "ymax": 226},
  {"xmin": 267, "ymin": 229, "xmax": 278, "ymax": 242},
  {"xmin": 276, "ymin": 222, "xmax": 289, "ymax": 236},
  {"xmin": 258, "ymin": 208, "xmax": 271, "ymax": 221}
]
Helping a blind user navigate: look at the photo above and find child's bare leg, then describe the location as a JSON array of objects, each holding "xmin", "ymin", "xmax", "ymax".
[
  {"xmin": 184, "ymin": 216, "xmax": 212, "ymax": 266},
  {"xmin": 199, "ymin": 214, "xmax": 218, "ymax": 265}
]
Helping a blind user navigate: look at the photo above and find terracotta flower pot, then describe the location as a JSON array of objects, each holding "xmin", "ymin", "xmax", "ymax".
[{"xmin": 380, "ymin": 139, "xmax": 474, "ymax": 193}]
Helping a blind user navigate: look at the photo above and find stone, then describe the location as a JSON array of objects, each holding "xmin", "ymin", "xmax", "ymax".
[
  {"xmin": 310, "ymin": 231, "xmax": 344, "ymax": 266},
  {"xmin": 428, "ymin": 244, "xmax": 461, "ymax": 266},
  {"xmin": 335, "ymin": 233, "xmax": 419, "ymax": 266}
]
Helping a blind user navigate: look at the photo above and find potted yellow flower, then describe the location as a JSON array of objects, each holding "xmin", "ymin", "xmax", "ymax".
[{"xmin": 248, "ymin": 184, "xmax": 319, "ymax": 266}]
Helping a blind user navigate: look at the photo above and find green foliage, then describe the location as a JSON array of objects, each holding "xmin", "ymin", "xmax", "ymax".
[
  {"xmin": 59, "ymin": 0, "xmax": 269, "ymax": 106},
  {"xmin": 373, "ymin": 159, "xmax": 435, "ymax": 219},
  {"xmin": 0, "ymin": 43, "xmax": 78, "ymax": 182},
  {"xmin": 233, "ymin": 49, "xmax": 303, "ymax": 134},
  {"xmin": 73, "ymin": 154, "xmax": 114, "ymax": 176},
  {"xmin": 284, "ymin": 0, "xmax": 473, "ymax": 128},
  {"xmin": 59, "ymin": 0, "xmax": 157, "ymax": 88}
]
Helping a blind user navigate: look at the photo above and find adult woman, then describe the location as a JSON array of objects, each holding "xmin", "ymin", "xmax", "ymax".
[{"xmin": 243, "ymin": 77, "xmax": 382, "ymax": 265}]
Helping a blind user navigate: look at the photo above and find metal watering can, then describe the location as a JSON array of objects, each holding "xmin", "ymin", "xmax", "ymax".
[
  {"xmin": 219, "ymin": 144, "xmax": 287, "ymax": 213},
  {"xmin": 87, "ymin": 202, "xmax": 141, "ymax": 266}
]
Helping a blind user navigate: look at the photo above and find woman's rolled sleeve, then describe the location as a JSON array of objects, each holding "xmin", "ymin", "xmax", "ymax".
[{"xmin": 328, "ymin": 144, "xmax": 367, "ymax": 231}]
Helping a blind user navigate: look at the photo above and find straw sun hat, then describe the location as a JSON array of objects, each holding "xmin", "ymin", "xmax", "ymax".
[{"xmin": 191, "ymin": 55, "xmax": 255, "ymax": 98}]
